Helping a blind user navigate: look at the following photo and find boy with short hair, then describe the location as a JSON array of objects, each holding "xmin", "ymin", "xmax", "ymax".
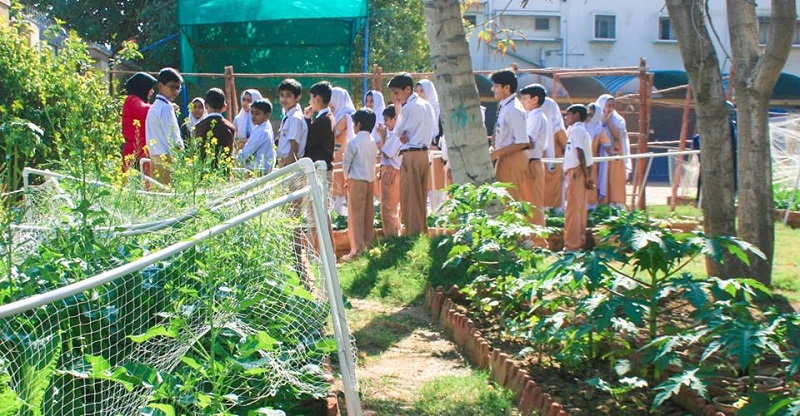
[
  {"xmin": 304, "ymin": 81, "xmax": 335, "ymax": 181},
  {"xmin": 145, "ymin": 67, "xmax": 185, "ymax": 185},
  {"xmin": 194, "ymin": 87, "xmax": 236, "ymax": 169},
  {"xmin": 563, "ymin": 104, "xmax": 594, "ymax": 251},
  {"xmin": 376, "ymin": 104, "xmax": 402, "ymax": 237},
  {"xmin": 237, "ymin": 99, "xmax": 275, "ymax": 175},
  {"xmin": 388, "ymin": 73, "xmax": 436, "ymax": 236},
  {"xmin": 489, "ymin": 68, "xmax": 532, "ymax": 203},
  {"xmin": 519, "ymin": 83, "xmax": 550, "ymax": 247},
  {"xmin": 342, "ymin": 109, "xmax": 379, "ymax": 260},
  {"xmin": 277, "ymin": 78, "xmax": 308, "ymax": 168}
]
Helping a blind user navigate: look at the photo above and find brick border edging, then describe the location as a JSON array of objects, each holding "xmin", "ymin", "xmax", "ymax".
[
  {"xmin": 423, "ymin": 284, "xmax": 569, "ymax": 416},
  {"xmin": 423, "ymin": 284, "xmax": 727, "ymax": 416}
]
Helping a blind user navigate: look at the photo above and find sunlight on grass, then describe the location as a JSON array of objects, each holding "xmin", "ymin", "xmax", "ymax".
[
  {"xmin": 413, "ymin": 372, "xmax": 516, "ymax": 416},
  {"xmin": 646, "ymin": 204, "xmax": 703, "ymax": 220}
]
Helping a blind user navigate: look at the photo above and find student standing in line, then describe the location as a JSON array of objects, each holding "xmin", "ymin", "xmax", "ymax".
[
  {"xmin": 489, "ymin": 69, "xmax": 531, "ymax": 203},
  {"xmin": 364, "ymin": 89, "xmax": 386, "ymax": 135},
  {"xmin": 388, "ymin": 73, "xmax": 436, "ymax": 236},
  {"xmin": 375, "ymin": 104, "xmax": 402, "ymax": 237},
  {"xmin": 518, "ymin": 83, "xmax": 550, "ymax": 247},
  {"xmin": 304, "ymin": 81, "xmax": 336, "ymax": 187},
  {"xmin": 237, "ymin": 98, "xmax": 275, "ymax": 176},
  {"xmin": 277, "ymin": 79, "xmax": 308, "ymax": 168},
  {"xmin": 584, "ymin": 102, "xmax": 613, "ymax": 208},
  {"xmin": 181, "ymin": 97, "xmax": 207, "ymax": 141},
  {"xmin": 342, "ymin": 109, "xmax": 379, "ymax": 261},
  {"xmin": 597, "ymin": 94, "xmax": 630, "ymax": 208},
  {"xmin": 542, "ymin": 96, "xmax": 567, "ymax": 211},
  {"xmin": 233, "ymin": 89, "xmax": 264, "ymax": 143},
  {"xmin": 415, "ymin": 79, "xmax": 447, "ymax": 212},
  {"xmin": 193, "ymin": 88, "xmax": 236, "ymax": 170},
  {"xmin": 122, "ymin": 72, "xmax": 156, "ymax": 174},
  {"xmin": 330, "ymin": 87, "xmax": 356, "ymax": 215},
  {"xmin": 145, "ymin": 67, "xmax": 185, "ymax": 185},
  {"xmin": 563, "ymin": 105, "xmax": 594, "ymax": 251}
]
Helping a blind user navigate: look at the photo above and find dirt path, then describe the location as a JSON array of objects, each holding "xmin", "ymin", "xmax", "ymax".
[{"xmin": 345, "ymin": 298, "xmax": 472, "ymax": 415}]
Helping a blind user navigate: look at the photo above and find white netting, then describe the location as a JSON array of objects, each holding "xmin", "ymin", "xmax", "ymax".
[
  {"xmin": 769, "ymin": 113, "xmax": 800, "ymax": 187},
  {"xmin": 667, "ymin": 149, "xmax": 700, "ymax": 198},
  {"xmin": 0, "ymin": 159, "xmax": 360, "ymax": 415}
]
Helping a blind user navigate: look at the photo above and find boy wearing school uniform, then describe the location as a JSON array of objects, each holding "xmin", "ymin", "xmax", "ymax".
[
  {"xmin": 342, "ymin": 109, "xmax": 379, "ymax": 261},
  {"xmin": 237, "ymin": 99, "xmax": 275, "ymax": 176},
  {"xmin": 277, "ymin": 78, "xmax": 308, "ymax": 168},
  {"xmin": 388, "ymin": 73, "xmax": 436, "ymax": 236},
  {"xmin": 145, "ymin": 67, "xmax": 185, "ymax": 185},
  {"xmin": 303, "ymin": 81, "xmax": 336, "ymax": 185},
  {"xmin": 375, "ymin": 105, "xmax": 402, "ymax": 237},
  {"xmin": 519, "ymin": 83, "xmax": 550, "ymax": 248},
  {"xmin": 563, "ymin": 105, "xmax": 595, "ymax": 251},
  {"xmin": 542, "ymin": 97, "xmax": 567, "ymax": 211},
  {"xmin": 193, "ymin": 88, "xmax": 236, "ymax": 169},
  {"xmin": 489, "ymin": 69, "xmax": 532, "ymax": 203}
]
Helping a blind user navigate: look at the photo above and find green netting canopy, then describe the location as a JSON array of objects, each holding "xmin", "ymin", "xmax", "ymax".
[{"xmin": 178, "ymin": 1, "xmax": 367, "ymax": 75}]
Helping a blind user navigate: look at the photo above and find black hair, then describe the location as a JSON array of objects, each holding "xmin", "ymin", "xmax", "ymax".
[
  {"xmin": 352, "ymin": 108, "xmax": 376, "ymax": 132},
  {"xmin": 157, "ymin": 67, "xmax": 183, "ymax": 85},
  {"xmin": 251, "ymin": 99, "xmax": 272, "ymax": 114},
  {"xmin": 388, "ymin": 73, "xmax": 414, "ymax": 90},
  {"xmin": 566, "ymin": 104, "xmax": 588, "ymax": 122},
  {"xmin": 125, "ymin": 72, "xmax": 157, "ymax": 101},
  {"xmin": 519, "ymin": 83, "xmax": 546, "ymax": 106},
  {"xmin": 204, "ymin": 88, "xmax": 226, "ymax": 111},
  {"xmin": 308, "ymin": 81, "xmax": 332, "ymax": 104},
  {"xmin": 278, "ymin": 78, "xmax": 302, "ymax": 97},
  {"xmin": 382, "ymin": 104, "xmax": 396, "ymax": 119},
  {"xmin": 489, "ymin": 69, "xmax": 517, "ymax": 93}
]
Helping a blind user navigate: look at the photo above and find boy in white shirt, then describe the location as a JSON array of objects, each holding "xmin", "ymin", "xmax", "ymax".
[
  {"xmin": 375, "ymin": 104, "xmax": 402, "ymax": 237},
  {"xmin": 277, "ymin": 78, "xmax": 308, "ymax": 168},
  {"xmin": 489, "ymin": 69, "xmax": 532, "ymax": 203},
  {"xmin": 237, "ymin": 99, "xmax": 275, "ymax": 176},
  {"xmin": 145, "ymin": 67, "xmax": 184, "ymax": 185},
  {"xmin": 563, "ymin": 104, "xmax": 594, "ymax": 251},
  {"xmin": 519, "ymin": 83, "xmax": 550, "ymax": 247},
  {"xmin": 342, "ymin": 109, "xmax": 379, "ymax": 261}
]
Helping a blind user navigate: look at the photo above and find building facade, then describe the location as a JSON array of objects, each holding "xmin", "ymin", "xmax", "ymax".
[{"xmin": 465, "ymin": 0, "xmax": 800, "ymax": 74}]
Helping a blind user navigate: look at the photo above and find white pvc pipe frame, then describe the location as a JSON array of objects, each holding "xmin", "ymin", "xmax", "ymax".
[{"xmin": 7, "ymin": 159, "xmax": 364, "ymax": 416}]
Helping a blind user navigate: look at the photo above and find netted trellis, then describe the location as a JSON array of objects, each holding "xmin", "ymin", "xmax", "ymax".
[
  {"xmin": 770, "ymin": 113, "xmax": 800, "ymax": 188},
  {"xmin": 0, "ymin": 159, "xmax": 361, "ymax": 415}
]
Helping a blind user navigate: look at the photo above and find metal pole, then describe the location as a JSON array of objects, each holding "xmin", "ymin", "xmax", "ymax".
[{"xmin": 362, "ymin": 16, "xmax": 370, "ymax": 96}]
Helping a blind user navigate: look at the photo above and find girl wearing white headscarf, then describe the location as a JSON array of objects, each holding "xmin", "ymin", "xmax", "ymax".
[
  {"xmin": 182, "ymin": 97, "xmax": 208, "ymax": 141},
  {"xmin": 364, "ymin": 90, "xmax": 386, "ymax": 128},
  {"xmin": 596, "ymin": 94, "xmax": 630, "ymax": 208},
  {"xmin": 585, "ymin": 103, "xmax": 612, "ymax": 207},
  {"xmin": 330, "ymin": 87, "xmax": 356, "ymax": 215},
  {"xmin": 234, "ymin": 89, "xmax": 264, "ymax": 141},
  {"xmin": 414, "ymin": 79, "xmax": 448, "ymax": 211}
]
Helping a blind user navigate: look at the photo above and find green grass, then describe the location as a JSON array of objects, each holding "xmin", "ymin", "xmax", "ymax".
[
  {"xmin": 413, "ymin": 372, "xmax": 515, "ymax": 416},
  {"xmin": 644, "ymin": 204, "xmax": 703, "ymax": 220},
  {"xmin": 346, "ymin": 304, "xmax": 428, "ymax": 359}
]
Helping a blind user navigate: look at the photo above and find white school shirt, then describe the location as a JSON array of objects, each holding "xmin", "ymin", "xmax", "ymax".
[
  {"xmin": 525, "ymin": 107, "xmax": 550, "ymax": 160},
  {"xmin": 494, "ymin": 94, "xmax": 528, "ymax": 151},
  {"xmin": 541, "ymin": 97, "xmax": 561, "ymax": 159},
  {"xmin": 395, "ymin": 93, "xmax": 436, "ymax": 151},
  {"xmin": 233, "ymin": 110, "xmax": 252, "ymax": 140},
  {"xmin": 564, "ymin": 122, "xmax": 593, "ymax": 170},
  {"xmin": 145, "ymin": 94, "xmax": 184, "ymax": 156},
  {"xmin": 277, "ymin": 105, "xmax": 308, "ymax": 159},
  {"xmin": 237, "ymin": 122, "xmax": 275, "ymax": 174},
  {"xmin": 380, "ymin": 129, "xmax": 403, "ymax": 170},
  {"xmin": 343, "ymin": 131, "xmax": 378, "ymax": 182}
]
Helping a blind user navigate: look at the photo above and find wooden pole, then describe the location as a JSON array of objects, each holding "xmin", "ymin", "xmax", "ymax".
[
  {"xmin": 371, "ymin": 64, "xmax": 383, "ymax": 91},
  {"xmin": 634, "ymin": 58, "xmax": 650, "ymax": 211},
  {"xmin": 670, "ymin": 85, "xmax": 693, "ymax": 211},
  {"xmin": 223, "ymin": 66, "xmax": 239, "ymax": 123}
]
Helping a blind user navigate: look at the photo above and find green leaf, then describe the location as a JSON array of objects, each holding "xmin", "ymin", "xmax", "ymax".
[
  {"xmin": 16, "ymin": 332, "xmax": 61, "ymax": 416},
  {"xmin": 240, "ymin": 331, "xmax": 279, "ymax": 356},
  {"xmin": 129, "ymin": 325, "xmax": 178, "ymax": 343},
  {"xmin": 651, "ymin": 369, "xmax": 704, "ymax": 410},
  {"xmin": 143, "ymin": 403, "xmax": 176, "ymax": 416}
]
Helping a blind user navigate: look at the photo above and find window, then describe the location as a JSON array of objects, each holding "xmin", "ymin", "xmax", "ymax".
[
  {"xmin": 464, "ymin": 14, "xmax": 477, "ymax": 27},
  {"xmin": 759, "ymin": 17, "xmax": 800, "ymax": 45},
  {"xmin": 535, "ymin": 17, "xmax": 550, "ymax": 31},
  {"xmin": 658, "ymin": 16, "xmax": 676, "ymax": 41},
  {"xmin": 594, "ymin": 14, "xmax": 616, "ymax": 40}
]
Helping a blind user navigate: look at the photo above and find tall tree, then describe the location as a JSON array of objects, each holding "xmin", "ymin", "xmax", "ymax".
[
  {"xmin": 19, "ymin": 0, "xmax": 179, "ymax": 69},
  {"xmin": 666, "ymin": 0, "xmax": 796, "ymax": 284},
  {"xmin": 423, "ymin": 0, "xmax": 494, "ymax": 185},
  {"xmin": 351, "ymin": 0, "xmax": 431, "ymax": 73}
]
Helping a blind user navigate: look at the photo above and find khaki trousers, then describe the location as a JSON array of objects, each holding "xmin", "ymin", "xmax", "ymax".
[
  {"xmin": 380, "ymin": 165, "xmax": 401, "ymax": 237},
  {"xmin": 494, "ymin": 150, "xmax": 531, "ymax": 202},
  {"xmin": 347, "ymin": 179, "xmax": 375, "ymax": 254},
  {"xmin": 564, "ymin": 167, "xmax": 588, "ymax": 251},
  {"xmin": 526, "ymin": 160, "xmax": 549, "ymax": 248},
  {"xmin": 400, "ymin": 150, "xmax": 429, "ymax": 236}
]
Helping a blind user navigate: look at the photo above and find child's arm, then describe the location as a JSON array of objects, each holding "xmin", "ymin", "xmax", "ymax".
[{"xmin": 342, "ymin": 142, "xmax": 354, "ymax": 183}]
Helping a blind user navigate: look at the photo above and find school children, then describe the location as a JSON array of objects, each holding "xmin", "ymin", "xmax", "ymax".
[
  {"xmin": 597, "ymin": 94, "xmax": 630, "ymax": 208},
  {"xmin": 304, "ymin": 81, "xmax": 336, "ymax": 185},
  {"xmin": 330, "ymin": 87, "xmax": 356, "ymax": 215},
  {"xmin": 542, "ymin": 96, "xmax": 567, "ymax": 210},
  {"xmin": 234, "ymin": 89, "xmax": 264, "ymax": 142},
  {"xmin": 489, "ymin": 69, "xmax": 532, "ymax": 203},
  {"xmin": 145, "ymin": 67, "xmax": 185, "ymax": 185},
  {"xmin": 181, "ymin": 97, "xmax": 207, "ymax": 141},
  {"xmin": 563, "ymin": 105, "xmax": 594, "ymax": 251},
  {"xmin": 376, "ymin": 104, "xmax": 402, "ymax": 237},
  {"xmin": 342, "ymin": 109, "xmax": 379, "ymax": 260},
  {"xmin": 193, "ymin": 87, "xmax": 236, "ymax": 169},
  {"xmin": 388, "ymin": 73, "xmax": 436, "ymax": 236},
  {"xmin": 237, "ymin": 99, "xmax": 275, "ymax": 175},
  {"xmin": 518, "ymin": 83, "xmax": 550, "ymax": 247},
  {"xmin": 277, "ymin": 79, "xmax": 308, "ymax": 168}
]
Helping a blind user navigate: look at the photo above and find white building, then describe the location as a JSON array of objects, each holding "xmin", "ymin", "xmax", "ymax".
[{"xmin": 465, "ymin": 0, "xmax": 800, "ymax": 75}]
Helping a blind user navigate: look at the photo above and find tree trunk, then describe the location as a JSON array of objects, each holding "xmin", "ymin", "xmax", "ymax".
[
  {"xmin": 423, "ymin": 0, "xmax": 495, "ymax": 185},
  {"xmin": 665, "ymin": 0, "xmax": 744, "ymax": 279},
  {"xmin": 727, "ymin": 0, "xmax": 796, "ymax": 284}
]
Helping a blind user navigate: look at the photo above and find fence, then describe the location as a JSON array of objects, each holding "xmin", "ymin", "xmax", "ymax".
[{"xmin": 0, "ymin": 158, "xmax": 362, "ymax": 415}]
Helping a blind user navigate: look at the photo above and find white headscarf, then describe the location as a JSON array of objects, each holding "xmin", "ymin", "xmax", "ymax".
[
  {"xmin": 331, "ymin": 87, "xmax": 356, "ymax": 141},
  {"xmin": 584, "ymin": 103, "xmax": 604, "ymax": 139},
  {"xmin": 188, "ymin": 97, "xmax": 208, "ymax": 126},
  {"xmin": 234, "ymin": 89, "xmax": 264, "ymax": 139},
  {"xmin": 364, "ymin": 90, "xmax": 386, "ymax": 125},
  {"xmin": 596, "ymin": 94, "xmax": 632, "ymax": 172},
  {"xmin": 416, "ymin": 79, "xmax": 440, "ymax": 121}
]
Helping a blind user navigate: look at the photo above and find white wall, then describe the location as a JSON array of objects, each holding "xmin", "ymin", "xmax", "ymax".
[{"xmin": 465, "ymin": 0, "xmax": 800, "ymax": 74}]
